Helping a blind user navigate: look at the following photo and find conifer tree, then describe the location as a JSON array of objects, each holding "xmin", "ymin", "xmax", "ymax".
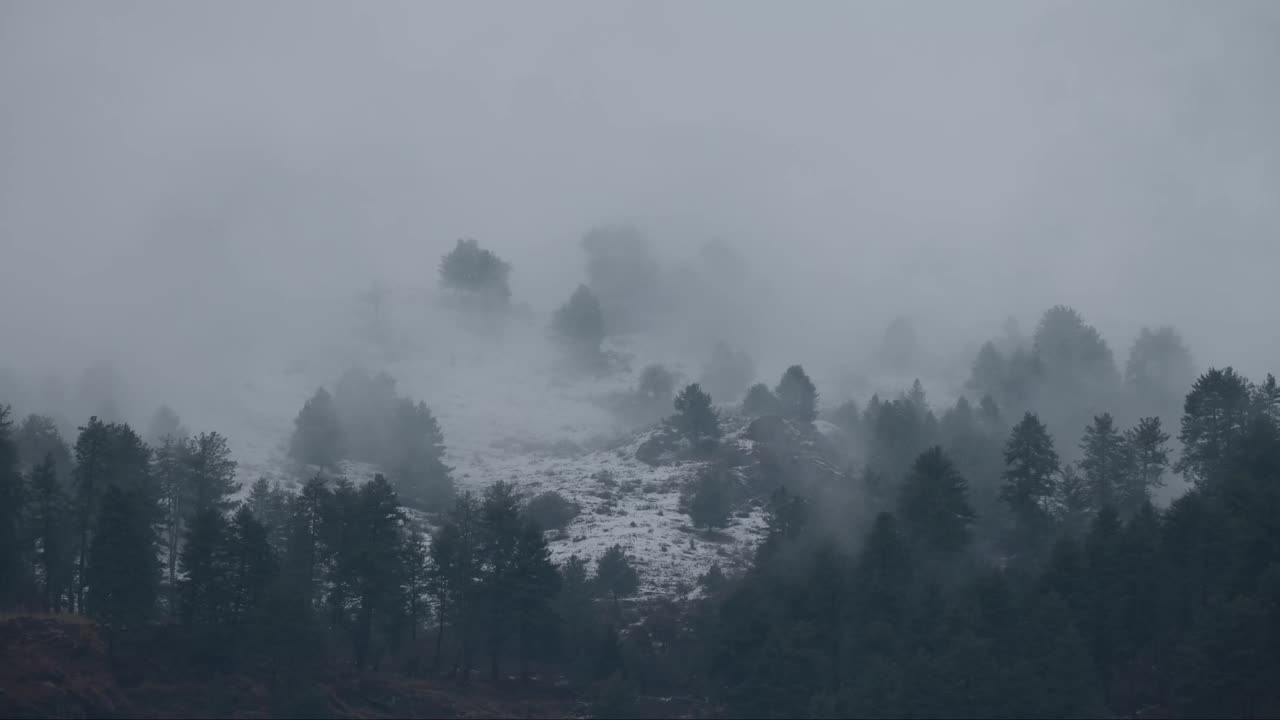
[
  {"xmin": 86, "ymin": 485, "xmax": 160, "ymax": 655},
  {"xmin": 1176, "ymin": 367, "xmax": 1254, "ymax": 486},
  {"xmin": 595, "ymin": 544, "xmax": 639, "ymax": 613},
  {"xmin": 153, "ymin": 433, "xmax": 191, "ymax": 615},
  {"xmin": 386, "ymin": 398, "xmax": 453, "ymax": 511},
  {"xmin": 898, "ymin": 446, "xmax": 976, "ymax": 554},
  {"xmin": 775, "ymin": 365, "xmax": 818, "ymax": 424},
  {"xmin": 186, "ymin": 431, "xmax": 240, "ymax": 516},
  {"xmin": 180, "ymin": 508, "xmax": 231, "ymax": 630},
  {"xmin": 1080, "ymin": 413, "xmax": 1132, "ymax": 513},
  {"xmin": 512, "ymin": 518, "xmax": 560, "ymax": 682},
  {"xmin": 0, "ymin": 405, "xmax": 26, "ymax": 607},
  {"xmin": 1125, "ymin": 417, "xmax": 1170, "ymax": 509},
  {"xmin": 15, "ymin": 413, "xmax": 72, "ymax": 482},
  {"xmin": 741, "ymin": 383, "xmax": 780, "ymax": 417},
  {"xmin": 226, "ymin": 505, "xmax": 276, "ymax": 632},
  {"xmin": 683, "ymin": 466, "xmax": 734, "ymax": 535},
  {"xmin": 29, "ymin": 453, "xmax": 72, "ymax": 611},
  {"xmin": 673, "ymin": 383, "xmax": 721, "ymax": 452},
  {"xmin": 349, "ymin": 474, "xmax": 406, "ymax": 669},
  {"xmin": 552, "ymin": 284, "xmax": 606, "ymax": 352},
  {"xmin": 1000, "ymin": 412, "xmax": 1061, "ymax": 540},
  {"xmin": 289, "ymin": 387, "xmax": 342, "ymax": 469}
]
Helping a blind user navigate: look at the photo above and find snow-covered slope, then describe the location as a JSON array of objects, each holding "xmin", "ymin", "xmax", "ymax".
[{"xmin": 190, "ymin": 292, "xmax": 772, "ymax": 596}]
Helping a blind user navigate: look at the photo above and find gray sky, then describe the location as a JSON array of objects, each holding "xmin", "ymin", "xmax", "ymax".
[{"xmin": 2, "ymin": 0, "xmax": 1279, "ymax": 387}]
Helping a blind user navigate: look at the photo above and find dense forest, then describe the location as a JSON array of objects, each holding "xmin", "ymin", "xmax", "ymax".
[{"xmin": 2, "ymin": 295, "xmax": 1279, "ymax": 719}]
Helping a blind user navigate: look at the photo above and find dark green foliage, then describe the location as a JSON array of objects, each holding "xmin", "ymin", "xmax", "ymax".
[
  {"xmin": 187, "ymin": 431, "xmax": 240, "ymax": 516},
  {"xmin": 1000, "ymin": 412, "xmax": 1060, "ymax": 539},
  {"xmin": 775, "ymin": 365, "xmax": 818, "ymax": 424},
  {"xmin": 595, "ymin": 544, "xmax": 639, "ymax": 609},
  {"xmin": 386, "ymin": 398, "xmax": 453, "ymax": 511},
  {"xmin": 439, "ymin": 237, "xmax": 512, "ymax": 307},
  {"xmin": 682, "ymin": 466, "xmax": 733, "ymax": 534},
  {"xmin": 0, "ymin": 405, "xmax": 26, "ymax": 607},
  {"xmin": 86, "ymin": 485, "xmax": 160, "ymax": 649},
  {"xmin": 897, "ymin": 446, "xmax": 975, "ymax": 554},
  {"xmin": 1079, "ymin": 413, "xmax": 1131, "ymax": 513},
  {"xmin": 672, "ymin": 383, "xmax": 721, "ymax": 452},
  {"xmin": 28, "ymin": 452, "xmax": 73, "ymax": 611},
  {"xmin": 1126, "ymin": 416, "xmax": 1170, "ymax": 504},
  {"xmin": 1176, "ymin": 367, "xmax": 1254, "ymax": 486},
  {"xmin": 180, "ymin": 508, "xmax": 231, "ymax": 630},
  {"xmin": 289, "ymin": 388, "xmax": 342, "ymax": 469},
  {"xmin": 524, "ymin": 490, "xmax": 580, "ymax": 531},
  {"xmin": 741, "ymin": 382, "xmax": 780, "ymax": 417},
  {"xmin": 15, "ymin": 413, "xmax": 72, "ymax": 482},
  {"xmin": 552, "ymin": 284, "xmax": 606, "ymax": 352}
]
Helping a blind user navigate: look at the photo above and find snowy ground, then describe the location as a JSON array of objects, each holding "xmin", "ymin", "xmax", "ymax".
[{"xmin": 186, "ymin": 292, "xmax": 771, "ymax": 596}]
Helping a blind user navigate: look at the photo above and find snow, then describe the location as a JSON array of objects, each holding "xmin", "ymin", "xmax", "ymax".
[{"xmin": 201, "ymin": 291, "xmax": 768, "ymax": 596}]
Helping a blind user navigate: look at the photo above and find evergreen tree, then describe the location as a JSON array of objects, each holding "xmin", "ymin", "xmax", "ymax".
[
  {"xmin": 1000, "ymin": 412, "xmax": 1061, "ymax": 540},
  {"xmin": 1126, "ymin": 416, "xmax": 1170, "ymax": 507},
  {"xmin": 226, "ymin": 505, "xmax": 276, "ymax": 632},
  {"xmin": 595, "ymin": 544, "xmax": 639, "ymax": 613},
  {"xmin": 552, "ymin": 284, "xmax": 606, "ymax": 352},
  {"xmin": 683, "ymin": 466, "xmax": 734, "ymax": 535},
  {"xmin": 186, "ymin": 431, "xmax": 240, "ymax": 516},
  {"xmin": 349, "ymin": 474, "xmax": 407, "ymax": 669},
  {"xmin": 432, "ymin": 492, "xmax": 480, "ymax": 680},
  {"xmin": 15, "ymin": 413, "xmax": 72, "ymax": 482},
  {"xmin": 289, "ymin": 387, "xmax": 342, "ymax": 469},
  {"xmin": 1080, "ymin": 413, "xmax": 1132, "ymax": 514},
  {"xmin": 72, "ymin": 418, "xmax": 153, "ymax": 611},
  {"xmin": 1124, "ymin": 325, "xmax": 1197, "ymax": 420},
  {"xmin": 386, "ymin": 398, "xmax": 453, "ymax": 511},
  {"xmin": 672, "ymin": 383, "xmax": 721, "ymax": 452},
  {"xmin": 28, "ymin": 453, "xmax": 72, "ymax": 612},
  {"xmin": 1055, "ymin": 462, "xmax": 1092, "ymax": 537},
  {"xmin": 897, "ymin": 446, "xmax": 976, "ymax": 554},
  {"xmin": 180, "ymin": 508, "xmax": 231, "ymax": 631},
  {"xmin": 439, "ymin": 237, "xmax": 512, "ymax": 308},
  {"xmin": 512, "ymin": 518, "xmax": 560, "ymax": 682},
  {"xmin": 741, "ymin": 382, "xmax": 780, "ymax": 417},
  {"xmin": 775, "ymin": 365, "xmax": 818, "ymax": 424},
  {"xmin": 152, "ymin": 435, "xmax": 192, "ymax": 617},
  {"xmin": 477, "ymin": 481, "xmax": 523, "ymax": 680},
  {"xmin": 1176, "ymin": 367, "xmax": 1255, "ymax": 486},
  {"xmin": 0, "ymin": 405, "xmax": 26, "ymax": 607},
  {"xmin": 86, "ymin": 485, "xmax": 160, "ymax": 655}
]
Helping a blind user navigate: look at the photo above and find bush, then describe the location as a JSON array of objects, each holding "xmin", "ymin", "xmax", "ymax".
[{"xmin": 525, "ymin": 491, "xmax": 581, "ymax": 531}]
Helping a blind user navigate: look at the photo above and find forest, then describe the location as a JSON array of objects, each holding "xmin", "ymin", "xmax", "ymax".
[{"xmin": 2, "ymin": 286, "xmax": 1279, "ymax": 718}]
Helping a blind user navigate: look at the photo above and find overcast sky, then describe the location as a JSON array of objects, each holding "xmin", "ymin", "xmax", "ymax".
[{"xmin": 2, "ymin": 0, "xmax": 1279, "ymax": 384}]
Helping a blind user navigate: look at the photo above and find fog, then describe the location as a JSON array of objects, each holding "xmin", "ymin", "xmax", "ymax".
[{"xmin": 3, "ymin": 0, "xmax": 1279, "ymax": 432}]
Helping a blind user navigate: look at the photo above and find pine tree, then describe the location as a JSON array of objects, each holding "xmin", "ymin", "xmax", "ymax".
[
  {"xmin": 86, "ymin": 485, "xmax": 160, "ymax": 655},
  {"xmin": 180, "ymin": 508, "xmax": 231, "ymax": 630},
  {"xmin": 1055, "ymin": 463, "xmax": 1092, "ymax": 537},
  {"xmin": 15, "ymin": 413, "xmax": 72, "ymax": 482},
  {"xmin": 153, "ymin": 433, "xmax": 191, "ymax": 616},
  {"xmin": 775, "ymin": 365, "xmax": 818, "ymax": 424},
  {"xmin": 512, "ymin": 518, "xmax": 560, "ymax": 682},
  {"xmin": 289, "ymin": 387, "xmax": 342, "ymax": 469},
  {"xmin": 683, "ymin": 466, "xmax": 734, "ymax": 535},
  {"xmin": 226, "ymin": 505, "xmax": 276, "ymax": 632},
  {"xmin": 386, "ymin": 399, "xmax": 454, "ymax": 511},
  {"xmin": 1125, "ymin": 417, "xmax": 1170, "ymax": 509},
  {"xmin": 595, "ymin": 544, "xmax": 639, "ymax": 613},
  {"xmin": 898, "ymin": 446, "xmax": 976, "ymax": 554},
  {"xmin": 1000, "ymin": 412, "xmax": 1061, "ymax": 540},
  {"xmin": 1176, "ymin": 367, "xmax": 1255, "ymax": 486},
  {"xmin": 0, "ymin": 405, "xmax": 27, "ymax": 608},
  {"xmin": 349, "ymin": 474, "xmax": 407, "ymax": 669},
  {"xmin": 186, "ymin": 431, "xmax": 240, "ymax": 516},
  {"xmin": 439, "ymin": 237, "xmax": 512, "ymax": 308},
  {"xmin": 552, "ymin": 284, "xmax": 606, "ymax": 351},
  {"xmin": 673, "ymin": 383, "xmax": 722, "ymax": 452},
  {"xmin": 742, "ymin": 383, "xmax": 780, "ymax": 417},
  {"xmin": 478, "ymin": 481, "xmax": 523, "ymax": 681},
  {"xmin": 29, "ymin": 453, "xmax": 72, "ymax": 612},
  {"xmin": 1080, "ymin": 413, "xmax": 1132, "ymax": 514}
]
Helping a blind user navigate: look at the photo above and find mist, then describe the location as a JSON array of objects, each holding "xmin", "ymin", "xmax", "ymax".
[{"xmin": 3, "ymin": 0, "xmax": 1280, "ymax": 429}]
